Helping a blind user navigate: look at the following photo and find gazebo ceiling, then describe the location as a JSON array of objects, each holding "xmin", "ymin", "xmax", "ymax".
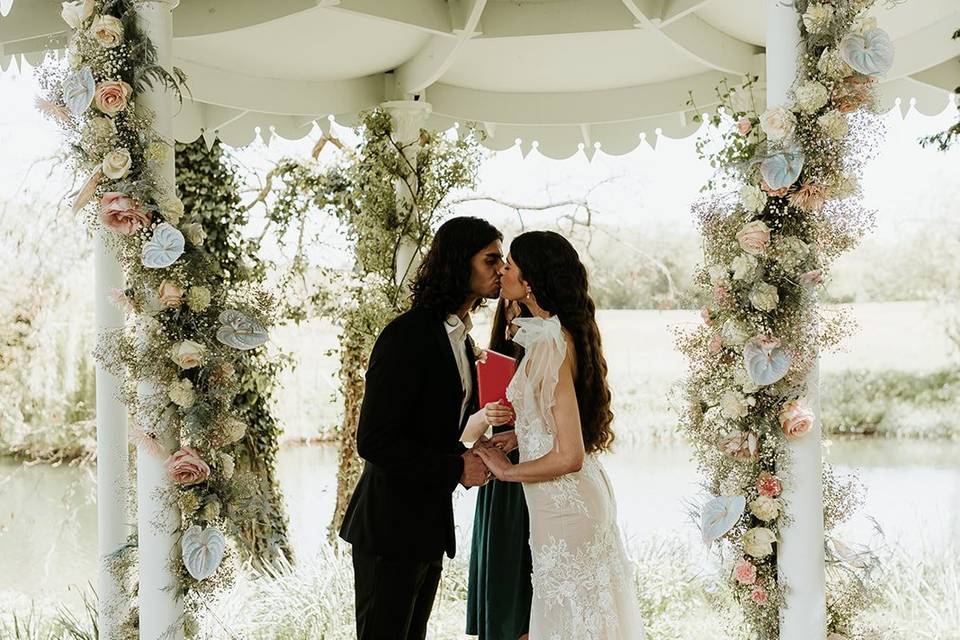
[{"xmin": 2, "ymin": 0, "xmax": 958, "ymax": 157}]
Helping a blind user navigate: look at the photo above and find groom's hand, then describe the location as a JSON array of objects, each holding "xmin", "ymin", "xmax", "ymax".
[{"xmin": 460, "ymin": 451, "xmax": 491, "ymax": 487}]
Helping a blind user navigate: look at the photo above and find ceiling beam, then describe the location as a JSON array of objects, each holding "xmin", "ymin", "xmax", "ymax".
[
  {"xmin": 426, "ymin": 70, "xmax": 738, "ymax": 125},
  {"xmin": 0, "ymin": 0, "xmax": 320, "ymax": 48},
  {"xmin": 478, "ymin": 0, "xmax": 638, "ymax": 38},
  {"xmin": 885, "ymin": 11, "xmax": 960, "ymax": 80},
  {"xmin": 316, "ymin": 0, "xmax": 455, "ymax": 38},
  {"xmin": 659, "ymin": 0, "xmax": 714, "ymax": 26},
  {"xmin": 395, "ymin": 0, "xmax": 487, "ymax": 96},
  {"xmin": 909, "ymin": 60, "xmax": 960, "ymax": 94},
  {"xmin": 621, "ymin": 0, "xmax": 756, "ymax": 75},
  {"xmin": 173, "ymin": 58, "xmax": 384, "ymax": 116}
]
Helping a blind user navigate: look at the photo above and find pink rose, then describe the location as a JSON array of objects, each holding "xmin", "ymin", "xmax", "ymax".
[
  {"xmin": 94, "ymin": 80, "xmax": 132, "ymax": 115},
  {"xmin": 707, "ymin": 333, "xmax": 723, "ymax": 354},
  {"xmin": 756, "ymin": 472, "xmax": 782, "ymax": 498},
  {"xmin": 799, "ymin": 269, "xmax": 823, "ymax": 286},
  {"xmin": 734, "ymin": 559, "xmax": 757, "ymax": 585},
  {"xmin": 713, "ymin": 284, "xmax": 731, "ymax": 307},
  {"xmin": 736, "ymin": 221, "xmax": 771, "ymax": 255},
  {"xmin": 701, "ymin": 308, "xmax": 714, "ymax": 326},
  {"xmin": 750, "ymin": 585, "xmax": 769, "ymax": 606},
  {"xmin": 736, "ymin": 117, "xmax": 752, "ymax": 135},
  {"xmin": 779, "ymin": 399, "xmax": 815, "ymax": 440},
  {"xmin": 100, "ymin": 192, "xmax": 151, "ymax": 235},
  {"xmin": 164, "ymin": 446, "xmax": 211, "ymax": 487},
  {"xmin": 720, "ymin": 431, "xmax": 759, "ymax": 461},
  {"xmin": 158, "ymin": 280, "xmax": 184, "ymax": 308}
]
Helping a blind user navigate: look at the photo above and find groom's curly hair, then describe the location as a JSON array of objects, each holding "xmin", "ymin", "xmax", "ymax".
[
  {"xmin": 509, "ymin": 230, "xmax": 615, "ymax": 454},
  {"xmin": 409, "ymin": 216, "xmax": 502, "ymax": 319}
]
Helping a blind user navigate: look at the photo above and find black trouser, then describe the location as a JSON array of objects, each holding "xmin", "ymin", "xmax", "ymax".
[{"xmin": 351, "ymin": 546, "xmax": 444, "ymax": 640}]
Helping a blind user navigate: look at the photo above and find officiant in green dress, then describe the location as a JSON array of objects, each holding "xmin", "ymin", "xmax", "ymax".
[{"xmin": 464, "ymin": 300, "xmax": 533, "ymax": 640}]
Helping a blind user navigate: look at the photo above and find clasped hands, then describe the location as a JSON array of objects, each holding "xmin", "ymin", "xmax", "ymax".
[{"xmin": 460, "ymin": 401, "xmax": 518, "ymax": 487}]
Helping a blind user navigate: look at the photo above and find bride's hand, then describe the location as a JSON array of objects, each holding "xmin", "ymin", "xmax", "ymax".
[
  {"xmin": 483, "ymin": 401, "xmax": 515, "ymax": 427},
  {"xmin": 488, "ymin": 429, "xmax": 518, "ymax": 453},
  {"xmin": 473, "ymin": 446, "xmax": 513, "ymax": 481}
]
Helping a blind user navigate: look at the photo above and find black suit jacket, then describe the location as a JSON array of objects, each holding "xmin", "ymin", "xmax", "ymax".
[{"xmin": 339, "ymin": 305, "xmax": 479, "ymax": 560}]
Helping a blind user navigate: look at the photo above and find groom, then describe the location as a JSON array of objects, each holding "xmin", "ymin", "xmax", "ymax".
[{"xmin": 339, "ymin": 216, "xmax": 505, "ymax": 640}]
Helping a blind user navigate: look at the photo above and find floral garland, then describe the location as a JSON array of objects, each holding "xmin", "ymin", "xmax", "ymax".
[
  {"xmin": 38, "ymin": 0, "xmax": 275, "ymax": 634},
  {"xmin": 680, "ymin": 1, "xmax": 892, "ymax": 637}
]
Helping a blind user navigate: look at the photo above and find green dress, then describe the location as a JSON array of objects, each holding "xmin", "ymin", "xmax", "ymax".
[{"xmin": 466, "ymin": 428, "xmax": 533, "ymax": 640}]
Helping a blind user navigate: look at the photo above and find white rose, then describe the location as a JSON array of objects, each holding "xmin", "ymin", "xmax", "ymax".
[
  {"xmin": 856, "ymin": 16, "xmax": 878, "ymax": 35},
  {"xmin": 817, "ymin": 49, "xmax": 853, "ymax": 80},
  {"xmin": 734, "ymin": 366, "xmax": 760, "ymax": 393},
  {"xmin": 817, "ymin": 110, "xmax": 849, "ymax": 140},
  {"xmin": 774, "ymin": 236, "xmax": 810, "ymax": 270},
  {"xmin": 801, "ymin": 3, "xmax": 834, "ymax": 34},
  {"xmin": 201, "ymin": 499, "xmax": 221, "ymax": 521},
  {"xmin": 720, "ymin": 390, "xmax": 749, "ymax": 420},
  {"xmin": 731, "ymin": 253, "xmax": 760, "ymax": 282},
  {"xmin": 795, "ymin": 81, "xmax": 829, "ymax": 113},
  {"xmin": 220, "ymin": 453, "xmax": 235, "ymax": 480},
  {"xmin": 743, "ymin": 527, "xmax": 777, "ymax": 558},
  {"xmin": 171, "ymin": 340, "xmax": 205, "ymax": 370},
  {"xmin": 181, "ymin": 222, "xmax": 207, "ymax": 247},
  {"xmin": 186, "ymin": 286, "xmax": 211, "ymax": 312},
  {"xmin": 89, "ymin": 14, "xmax": 124, "ymax": 48},
  {"xmin": 161, "ymin": 197, "xmax": 184, "ymax": 226},
  {"xmin": 759, "ymin": 107, "xmax": 796, "ymax": 142},
  {"xmin": 708, "ymin": 264, "xmax": 729, "ymax": 286},
  {"xmin": 749, "ymin": 282, "xmax": 779, "ymax": 312},
  {"xmin": 739, "ymin": 184, "xmax": 767, "ymax": 213},
  {"xmin": 749, "ymin": 496, "xmax": 782, "ymax": 522},
  {"xmin": 168, "ymin": 378, "xmax": 196, "ymax": 408},
  {"xmin": 101, "ymin": 148, "xmax": 132, "ymax": 179},
  {"xmin": 721, "ymin": 319, "xmax": 750, "ymax": 348},
  {"xmin": 60, "ymin": 1, "xmax": 92, "ymax": 29}
]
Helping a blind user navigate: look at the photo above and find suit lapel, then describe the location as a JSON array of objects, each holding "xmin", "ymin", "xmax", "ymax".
[{"xmin": 430, "ymin": 316, "xmax": 463, "ymax": 400}]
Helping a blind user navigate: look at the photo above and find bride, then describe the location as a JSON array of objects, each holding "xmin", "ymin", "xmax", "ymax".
[{"xmin": 474, "ymin": 231, "xmax": 645, "ymax": 639}]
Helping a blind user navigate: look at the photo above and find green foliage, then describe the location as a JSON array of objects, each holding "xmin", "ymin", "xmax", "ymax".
[
  {"xmin": 175, "ymin": 137, "xmax": 293, "ymax": 565},
  {"xmin": 821, "ymin": 368, "xmax": 960, "ymax": 438}
]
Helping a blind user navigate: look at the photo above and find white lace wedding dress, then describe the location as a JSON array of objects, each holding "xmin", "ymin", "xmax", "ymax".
[{"xmin": 506, "ymin": 315, "xmax": 645, "ymax": 640}]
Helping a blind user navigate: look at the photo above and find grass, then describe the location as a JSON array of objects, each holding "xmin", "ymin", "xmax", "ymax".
[{"xmin": 0, "ymin": 586, "xmax": 97, "ymax": 640}]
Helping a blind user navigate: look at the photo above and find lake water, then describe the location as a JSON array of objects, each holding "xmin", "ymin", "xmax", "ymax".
[{"xmin": 2, "ymin": 438, "xmax": 958, "ymax": 614}]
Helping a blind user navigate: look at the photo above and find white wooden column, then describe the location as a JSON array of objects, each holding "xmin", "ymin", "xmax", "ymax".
[
  {"xmin": 767, "ymin": 2, "xmax": 827, "ymax": 638},
  {"xmin": 382, "ymin": 100, "xmax": 432, "ymax": 287},
  {"xmin": 136, "ymin": 2, "xmax": 183, "ymax": 639},
  {"xmin": 95, "ymin": 229, "xmax": 129, "ymax": 635}
]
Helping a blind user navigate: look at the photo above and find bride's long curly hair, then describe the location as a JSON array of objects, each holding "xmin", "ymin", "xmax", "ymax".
[{"xmin": 509, "ymin": 231, "xmax": 615, "ymax": 453}]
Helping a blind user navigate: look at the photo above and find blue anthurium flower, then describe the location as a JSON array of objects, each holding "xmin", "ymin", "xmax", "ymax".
[
  {"xmin": 759, "ymin": 146, "xmax": 804, "ymax": 190},
  {"xmin": 62, "ymin": 66, "xmax": 96, "ymax": 116}
]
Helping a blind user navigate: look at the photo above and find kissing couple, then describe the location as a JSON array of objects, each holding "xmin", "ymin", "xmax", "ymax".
[{"xmin": 340, "ymin": 216, "xmax": 645, "ymax": 639}]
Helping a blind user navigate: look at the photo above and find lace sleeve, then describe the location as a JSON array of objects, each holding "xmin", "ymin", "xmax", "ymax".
[{"xmin": 512, "ymin": 316, "xmax": 567, "ymax": 435}]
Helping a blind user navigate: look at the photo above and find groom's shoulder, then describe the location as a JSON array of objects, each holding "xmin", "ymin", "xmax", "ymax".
[{"xmin": 380, "ymin": 306, "xmax": 435, "ymax": 339}]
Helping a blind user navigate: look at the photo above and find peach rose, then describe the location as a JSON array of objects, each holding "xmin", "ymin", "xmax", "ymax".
[
  {"xmin": 164, "ymin": 446, "xmax": 210, "ymax": 487},
  {"xmin": 720, "ymin": 431, "xmax": 759, "ymax": 461},
  {"xmin": 799, "ymin": 269, "xmax": 823, "ymax": 286},
  {"xmin": 701, "ymin": 308, "xmax": 714, "ymax": 326},
  {"xmin": 90, "ymin": 15, "xmax": 123, "ymax": 48},
  {"xmin": 736, "ymin": 221, "xmax": 771, "ymax": 255},
  {"xmin": 707, "ymin": 333, "xmax": 723, "ymax": 355},
  {"xmin": 756, "ymin": 472, "xmax": 782, "ymax": 498},
  {"xmin": 94, "ymin": 80, "xmax": 132, "ymax": 115},
  {"xmin": 734, "ymin": 559, "xmax": 757, "ymax": 585},
  {"xmin": 170, "ymin": 340, "xmax": 205, "ymax": 370},
  {"xmin": 780, "ymin": 398, "xmax": 815, "ymax": 440},
  {"xmin": 750, "ymin": 585, "xmax": 769, "ymax": 606},
  {"xmin": 736, "ymin": 117, "xmax": 752, "ymax": 135},
  {"xmin": 100, "ymin": 192, "xmax": 150, "ymax": 235},
  {"xmin": 158, "ymin": 280, "xmax": 184, "ymax": 308}
]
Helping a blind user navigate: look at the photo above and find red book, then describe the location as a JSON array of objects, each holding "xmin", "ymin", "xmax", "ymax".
[{"xmin": 476, "ymin": 349, "xmax": 516, "ymax": 409}]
